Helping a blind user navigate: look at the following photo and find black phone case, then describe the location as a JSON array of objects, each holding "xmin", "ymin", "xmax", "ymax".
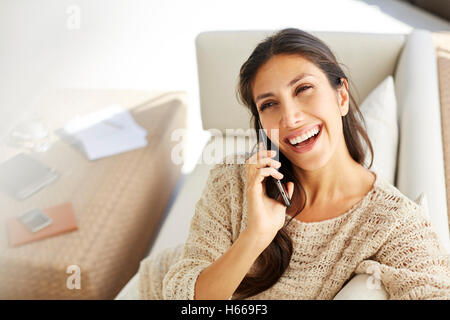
[{"xmin": 257, "ymin": 120, "xmax": 290, "ymax": 207}]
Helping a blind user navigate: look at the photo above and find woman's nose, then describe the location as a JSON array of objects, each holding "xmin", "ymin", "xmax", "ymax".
[{"xmin": 281, "ymin": 105, "xmax": 304, "ymax": 129}]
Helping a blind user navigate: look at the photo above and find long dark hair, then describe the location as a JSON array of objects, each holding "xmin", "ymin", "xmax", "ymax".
[{"xmin": 233, "ymin": 28, "xmax": 373, "ymax": 299}]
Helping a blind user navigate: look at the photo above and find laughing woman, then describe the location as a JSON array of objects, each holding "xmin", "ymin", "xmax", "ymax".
[{"xmin": 138, "ymin": 28, "xmax": 450, "ymax": 300}]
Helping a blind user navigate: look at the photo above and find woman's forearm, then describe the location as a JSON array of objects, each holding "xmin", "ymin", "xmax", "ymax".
[{"xmin": 194, "ymin": 229, "xmax": 267, "ymax": 300}]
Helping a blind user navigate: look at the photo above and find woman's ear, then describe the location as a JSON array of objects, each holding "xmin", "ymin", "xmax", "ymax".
[{"xmin": 337, "ymin": 78, "xmax": 350, "ymax": 117}]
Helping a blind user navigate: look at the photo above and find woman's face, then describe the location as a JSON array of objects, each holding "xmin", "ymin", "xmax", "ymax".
[{"xmin": 252, "ymin": 54, "xmax": 349, "ymax": 171}]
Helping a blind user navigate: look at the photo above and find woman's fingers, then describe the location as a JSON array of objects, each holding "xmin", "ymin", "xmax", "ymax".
[
  {"xmin": 250, "ymin": 143, "xmax": 278, "ymax": 165},
  {"xmin": 245, "ymin": 142, "xmax": 283, "ymax": 190},
  {"xmin": 256, "ymin": 149, "xmax": 277, "ymax": 161},
  {"xmin": 256, "ymin": 157, "xmax": 281, "ymax": 169},
  {"xmin": 256, "ymin": 141, "xmax": 276, "ymax": 157},
  {"xmin": 257, "ymin": 167, "xmax": 284, "ymax": 182}
]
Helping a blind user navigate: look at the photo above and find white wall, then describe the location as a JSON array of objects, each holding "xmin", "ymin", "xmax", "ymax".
[{"xmin": 1, "ymin": 0, "xmax": 449, "ymax": 171}]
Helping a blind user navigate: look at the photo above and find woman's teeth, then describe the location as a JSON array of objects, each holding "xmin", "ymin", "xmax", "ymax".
[{"xmin": 289, "ymin": 127, "xmax": 320, "ymax": 146}]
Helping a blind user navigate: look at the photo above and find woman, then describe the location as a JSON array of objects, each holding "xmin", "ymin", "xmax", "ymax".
[{"xmin": 138, "ymin": 28, "xmax": 450, "ymax": 300}]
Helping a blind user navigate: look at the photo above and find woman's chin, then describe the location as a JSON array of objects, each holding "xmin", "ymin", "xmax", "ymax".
[
  {"xmin": 286, "ymin": 148, "xmax": 330, "ymax": 172},
  {"xmin": 294, "ymin": 158, "xmax": 329, "ymax": 172}
]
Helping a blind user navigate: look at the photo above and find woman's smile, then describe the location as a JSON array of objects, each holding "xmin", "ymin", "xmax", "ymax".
[{"xmin": 284, "ymin": 123, "xmax": 323, "ymax": 154}]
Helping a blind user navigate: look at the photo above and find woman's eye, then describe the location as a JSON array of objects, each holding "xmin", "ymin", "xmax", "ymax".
[
  {"xmin": 260, "ymin": 102, "xmax": 274, "ymax": 111},
  {"xmin": 296, "ymin": 85, "xmax": 312, "ymax": 95},
  {"xmin": 259, "ymin": 85, "xmax": 312, "ymax": 111}
]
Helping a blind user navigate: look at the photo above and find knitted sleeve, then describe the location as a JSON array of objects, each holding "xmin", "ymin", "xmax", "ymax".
[
  {"xmin": 356, "ymin": 203, "xmax": 450, "ymax": 300},
  {"xmin": 162, "ymin": 163, "xmax": 235, "ymax": 299}
]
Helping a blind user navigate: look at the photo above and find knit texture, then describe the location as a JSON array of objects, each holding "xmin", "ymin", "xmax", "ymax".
[{"xmin": 138, "ymin": 153, "xmax": 450, "ymax": 300}]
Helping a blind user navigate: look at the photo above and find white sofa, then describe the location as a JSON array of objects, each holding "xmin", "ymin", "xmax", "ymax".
[{"xmin": 116, "ymin": 29, "xmax": 450, "ymax": 300}]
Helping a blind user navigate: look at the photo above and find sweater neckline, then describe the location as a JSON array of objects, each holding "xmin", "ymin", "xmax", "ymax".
[{"xmin": 284, "ymin": 170, "xmax": 380, "ymax": 227}]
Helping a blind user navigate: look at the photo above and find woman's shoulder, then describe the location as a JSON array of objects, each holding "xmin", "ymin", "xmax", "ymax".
[
  {"xmin": 366, "ymin": 174, "xmax": 450, "ymax": 255},
  {"xmin": 207, "ymin": 152, "xmax": 250, "ymax": 185},
  {"xmin": 370, "ymin": 174, "xmax": 426, "ymax": 222},
  {"xmin": 203, "ymin": 153, "xmax": 250, "ymax": 240},
  {"xmin": 201, "ymin": 153, "xmax": 250, "ymax": 207}
]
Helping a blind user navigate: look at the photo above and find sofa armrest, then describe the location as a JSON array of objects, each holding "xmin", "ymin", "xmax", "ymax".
[
  {"xmin": 333, "ymin": 274, "xmax": 389, "ymax": 300},
  {"xmin": 394, "ymin": 30, "xmax": 450, "ymax": 252}
]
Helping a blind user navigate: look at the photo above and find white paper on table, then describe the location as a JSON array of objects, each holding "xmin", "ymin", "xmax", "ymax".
[
  {"xmin": 81, "ymin": 131, "xmax": 148, "ymax": 160},
  {"xmin": 60, "ymin": 105, "xmax": 148, "ymax": 160}
]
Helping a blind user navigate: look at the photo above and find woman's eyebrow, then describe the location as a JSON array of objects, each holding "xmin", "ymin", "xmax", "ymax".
[{"xmin": 255, "ymin": 73, "xmax": 315, "ymax": 102}]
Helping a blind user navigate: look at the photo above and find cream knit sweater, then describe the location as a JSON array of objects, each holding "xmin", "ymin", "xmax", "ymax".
[{"xmin": 138, "ymin": 153, "xmax": 450, "ymax": 300}]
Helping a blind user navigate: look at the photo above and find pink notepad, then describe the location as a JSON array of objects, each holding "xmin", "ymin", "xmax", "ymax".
[{"xmin": 7, "ymin": 202, "xmax": 78, "ymax": 247}]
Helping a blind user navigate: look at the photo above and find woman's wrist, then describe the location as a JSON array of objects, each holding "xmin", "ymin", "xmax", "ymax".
[{"xmin": 240, "ymin": 228, "xmax": 273, "ymax": 254}]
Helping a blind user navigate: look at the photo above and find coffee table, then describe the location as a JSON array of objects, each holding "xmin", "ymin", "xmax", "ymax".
[{"xmin": 0, "ymin": 89, "xmax": 187, "ymax": 299}]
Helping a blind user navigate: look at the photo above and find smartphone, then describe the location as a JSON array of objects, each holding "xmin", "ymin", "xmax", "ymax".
[
  {"xmin": 18, "ymin": 208, "xmax": 53, "ymax": 233},
  {"xmin": 0, "ymin": 153, "xmax": 60, "ymax": 200},
  {"xmin": 257, "ymin": 119, "xmax": 291, "ymax": 208}
]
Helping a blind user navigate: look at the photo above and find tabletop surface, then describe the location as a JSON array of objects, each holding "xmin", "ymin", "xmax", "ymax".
[{"xmin": 0, "ymin": 89, "xmax": 188, "ymax": 298}]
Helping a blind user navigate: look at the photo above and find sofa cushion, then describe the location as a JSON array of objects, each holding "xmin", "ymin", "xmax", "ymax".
[
  {"xmin": 415, "ymin": 192, "xmax": 431, "ymax": 221},
  {"xmin": 359, "ymin": 75, "xmax": 398, "ymax": 184},
  {"xmin": 333, "ymin": 273, "xmax": 389, "ymax": 300}
]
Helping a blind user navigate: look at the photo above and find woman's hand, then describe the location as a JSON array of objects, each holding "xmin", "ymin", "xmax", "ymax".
[{"xmin": 244, "ymin": 142, "xmax": 294, "ymax": 248}]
